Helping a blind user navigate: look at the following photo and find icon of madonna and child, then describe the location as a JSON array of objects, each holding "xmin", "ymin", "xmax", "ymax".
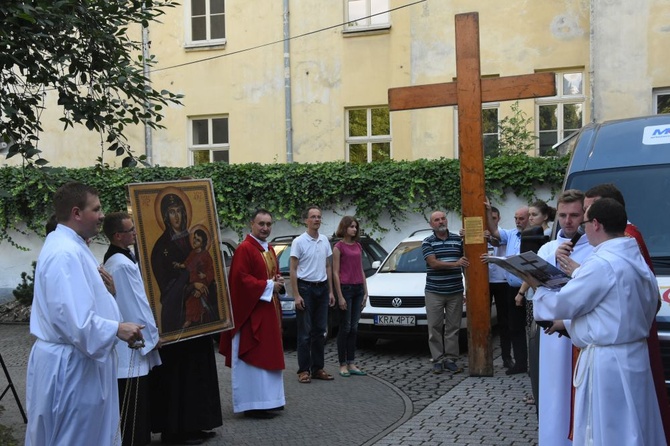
[{"xmin": 128, "ymin": 180, "xmax": 233, "ymax": 342}]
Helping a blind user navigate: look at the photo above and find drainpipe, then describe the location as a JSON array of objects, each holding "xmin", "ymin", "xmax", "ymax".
[
  {"xmin": 283, "ymin": 0, "xmax": 294, "ymax": 163},
  {"xmin": 589, "ymin": 1, "xmax": 596, "ymax": 123},
  {"xmin": 142, "ymin": 5, "xmax": 154, "ymax": 165}
]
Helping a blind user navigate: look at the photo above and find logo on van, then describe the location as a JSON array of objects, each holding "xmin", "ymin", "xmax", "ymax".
[{"xmin": 643, "ymin": 125, "xmax": 670, "ymax": 145}]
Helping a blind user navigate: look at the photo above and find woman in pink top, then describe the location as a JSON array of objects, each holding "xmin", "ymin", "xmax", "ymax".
[{"xmin": 333, "ymin": 216, "xmax": 369, "ymax": 377}]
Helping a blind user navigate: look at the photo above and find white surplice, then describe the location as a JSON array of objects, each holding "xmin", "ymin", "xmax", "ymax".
[
  {"xmin": 104, "ymin": 252, "xmax": 161, "ymax": 379},
  {"xmin": 536, "ymin": 232, "xmax": 593, "ymax": 446},
  {"xmin": 26, "ymin": 225, "xmax": 122, "ymax": 446},
  {"xmin": 231, "ymin": 275, "xmax": 285, "ymax": 413},
  {"xmin": 534, "ymin": 237, "xmax": 664, "ymax": 446}
]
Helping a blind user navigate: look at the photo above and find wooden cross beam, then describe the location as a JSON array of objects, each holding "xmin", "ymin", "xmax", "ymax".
[{"xmin": 388, "ymin": 12, "xmax": 556, "ymax": 376}]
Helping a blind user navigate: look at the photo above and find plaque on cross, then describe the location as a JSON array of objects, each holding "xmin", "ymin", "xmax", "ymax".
[{"xmin": 388, "ymin": 12, "xmax": 556, "ymax": 375}]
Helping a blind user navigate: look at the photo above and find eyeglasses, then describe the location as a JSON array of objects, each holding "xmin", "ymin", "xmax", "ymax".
[
  {"xmin": 117, "ymin": 226, "xmax": 136, "ymax": 234},
  {"xmin": 579, "ymin": 219, "xmax": 594, "ymax": 230}
]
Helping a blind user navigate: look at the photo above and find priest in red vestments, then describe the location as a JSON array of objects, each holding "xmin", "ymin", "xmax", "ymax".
[{"xmin": 220, "ymin": 209, "xmax": 286, "ymax": 419}]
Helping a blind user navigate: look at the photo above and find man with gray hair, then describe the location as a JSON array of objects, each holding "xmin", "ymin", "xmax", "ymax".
[
  {"xmin": 486, "ymin": 204, "xmax": 530, "ymax": 375},
  {"xmin": 422, "ymin": 211, "xmax": 469, "ymax": 374}
]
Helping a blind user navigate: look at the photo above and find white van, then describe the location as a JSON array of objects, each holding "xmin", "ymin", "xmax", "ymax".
[{"xmin": 560, "ymin": 114, "xmax": 670, "ymax": 393}]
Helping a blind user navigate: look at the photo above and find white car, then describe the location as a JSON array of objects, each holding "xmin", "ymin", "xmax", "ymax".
[{"xmin": 359, "ymin": 229, "xmax": 496, "ymax": 347}]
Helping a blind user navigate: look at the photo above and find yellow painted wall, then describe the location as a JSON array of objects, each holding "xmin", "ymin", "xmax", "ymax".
[{"xmin": 7, "ymin": 0, "xmax": 669, "ymax": 169}]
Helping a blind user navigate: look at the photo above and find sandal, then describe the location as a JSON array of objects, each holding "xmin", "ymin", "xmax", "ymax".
[
  {"xmin": 298, "ymin": 371, "xmax": 311, "ymax": 383},
  {"xmin": 348, "ymin": 368, "xmax": 367, "ymax": 376},
  {"xmin": 311, "ymin": 369, "xmax": 334, "ymax": 380}
]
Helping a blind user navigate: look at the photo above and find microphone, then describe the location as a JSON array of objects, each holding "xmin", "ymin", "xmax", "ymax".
[{"xmin": 570, "ymin": 225, "xmax": 585, "ymax": 246}]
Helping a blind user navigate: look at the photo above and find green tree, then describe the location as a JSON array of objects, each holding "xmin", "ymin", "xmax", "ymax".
[
  {"xmin": 495, "ymin": 101, "xmax": 538, "ymax": 156},
  {"xmin": 0, "ymin": 0, "xmax": 182, "ymax": 167}
]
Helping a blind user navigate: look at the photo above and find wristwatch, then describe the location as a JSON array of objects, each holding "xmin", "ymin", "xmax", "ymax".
[{"xmin": 518, "ymin": 291, "xmax": 526, "ymax": 298}]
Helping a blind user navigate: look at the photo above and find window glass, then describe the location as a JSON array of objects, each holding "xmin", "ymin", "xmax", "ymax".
[
  {"xmin": 191, "ymin": 17, "xmax": 206, "ymax": 41},
  {"xmin": 193, "ymin": 150, "xmax": 210, "ymax": 165},
  {"xmin": 371, "ymin": 143, "xmax": 390, "ymax": 161},
  {"xmin": 539, "ymin": 105, "xmax": 558, "ymax": 131},
  {"xmin": 371, "ymin": 107, "xmax": 390, "ymax": 135},
  {"xmin": 349, "ymin": 144, "xmax": 367, "ymax": 163},
  {"xmin": 370, "ymin": 0, "xmax": 389, "ymax": 25},
  {"xmin": 349, "ymin": 109, "xmax": 367, "ymax": 137},
  {"xmin": 192, "ymin": 119, "xmax": 209, "ymax": 145},
  {"xmin": 212, "ymin": 118, "xmax": 229, "ymax": 144},
  {"xmin": 192, "ymin": 0, "xmax": 206, "ymax": 15},
  {"xmin": 348, "ymin": 0, "xmax": 366, "ymax": 24},
  {"xmin": 211, "ymin": 15, "xmax": 225, "ymax": 39},
  {"xmin": 563, "ymin": 103, "xmax": 583, "ymax": 133},
  {"xmin": 562, "ymin": 73, "xmax": 583, "ymax": 96},
  {"xmin": 211, "ymin": 0, "xmax": 225, "ymax": 14},
  {"xmin": 212, "ymin": 150, "xmax": 229, "ymax": 163},
  {"xmin": 657, "ymin": 93, "xmax": 670, "ymax": 114}
]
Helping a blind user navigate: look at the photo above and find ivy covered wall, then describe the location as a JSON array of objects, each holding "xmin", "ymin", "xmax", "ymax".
[{"xmin": 0, "ymin": 156, "xmax": 568, "ymax": 248}]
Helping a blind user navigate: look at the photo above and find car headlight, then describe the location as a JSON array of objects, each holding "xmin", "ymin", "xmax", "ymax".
[{"xmin": 281, "ymin": 300, "xmax": 295, "ymax": 311}]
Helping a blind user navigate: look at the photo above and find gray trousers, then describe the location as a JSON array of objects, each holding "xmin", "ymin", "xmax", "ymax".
[{"xmin": 425, "ymin": 290, "xmax": 462, "ymax": 362}]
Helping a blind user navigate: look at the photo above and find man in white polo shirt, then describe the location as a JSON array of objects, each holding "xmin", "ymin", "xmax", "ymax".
[{"xmin": 290, "ymin": 205, "xmax": 336, "ymax": 383}]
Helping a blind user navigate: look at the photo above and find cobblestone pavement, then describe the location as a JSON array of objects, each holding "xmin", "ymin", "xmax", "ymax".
[{"xmin": 0, "ymin": 324, "xmax": 538, "ymax": 445}]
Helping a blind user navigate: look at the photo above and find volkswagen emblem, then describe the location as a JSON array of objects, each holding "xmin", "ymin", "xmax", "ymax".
[{"xmin": 391, "ymin": 297, "xmax": 402, "ymax": 308}]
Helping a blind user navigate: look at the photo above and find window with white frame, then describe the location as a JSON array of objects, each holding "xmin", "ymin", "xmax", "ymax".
[
  {"xmin": 482, "ymin": 107, "xmax": 499, "ymax": 157},
  {"xmin": 189, "ymin": 116, "xmax": 229, "ymax": 165},
  {"xmin": 653, "ymin": 88, "xmax": 670, "ymax": 114},
  {"xmin": 345, "ymin": 0, "xmax": 390, "ymax": 30},
  {"xmin": 536, "ymin": 71, "xmax": 585, "ymax": 156},
  {"xmin": 186, "ymin": 0, "xmax": 225, "ymax": 46},
  {"xmin": 346, "ymin": 107, "xmax": 391, "ymax": 163}
]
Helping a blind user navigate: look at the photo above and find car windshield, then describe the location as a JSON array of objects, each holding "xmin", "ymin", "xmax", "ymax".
[
  {"xmin": 567, "ymin": 164, "xmax": 670, "ymax": 274},
  {"xmin": 274, "ymin": 244, "xmax": 291, "ymax": 274},
  {"xmin": 379, "ymin": 241, "xmax": 427, "ymax": 273}
]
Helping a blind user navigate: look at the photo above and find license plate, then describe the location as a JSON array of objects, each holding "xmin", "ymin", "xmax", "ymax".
[{"xmin": 374, "ymin": 315, "xmax": 416, "ymax": 326}]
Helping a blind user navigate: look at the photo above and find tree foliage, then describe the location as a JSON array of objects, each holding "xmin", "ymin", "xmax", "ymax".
[
  {"xmin": 0, "ymin": 0, "xmax": 182, "ymax": 167},
  {"xmin": 493, "ymin": 101, "xmax": 538, "ymax": 156},
  {"xmin": 0, "ymin": 157, "xmax": 569, "ymax": 248}
]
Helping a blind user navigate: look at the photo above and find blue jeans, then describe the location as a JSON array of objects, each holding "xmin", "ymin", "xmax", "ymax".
[
  {"xmin": 296, "ymin": 281, "xmax": 329, "ymax": 374},
  {"xmin": 337, "ymin": 284, "xmax": 364, "ymax": 365}
]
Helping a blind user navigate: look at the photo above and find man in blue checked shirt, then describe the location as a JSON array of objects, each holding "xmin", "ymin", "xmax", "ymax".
[{"xmin": 422, "ymin": 211, "xmax": 470, "ymax": 375}]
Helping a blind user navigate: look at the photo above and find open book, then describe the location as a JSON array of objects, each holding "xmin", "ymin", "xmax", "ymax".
[{"xmin": 486, "ymin": 251, "xmax": 571, "ymax": 290}]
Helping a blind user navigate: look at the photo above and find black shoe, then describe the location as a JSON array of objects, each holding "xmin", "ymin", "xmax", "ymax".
[
  {"xmin": 193, "ymin": 431, "xmax": 216, "ymax": 439},
  {"xmin": 244, "ymin": 409, "xmax": 278, "ymax": 419},
  {"xmin": 161, "ymin": 433, "xmax": 205, "ymax": 445},
  {"xmin": 505, "ymin": 364, "xmax": 527, "ymax": 375},
  {"xmin": 268, "ymin": 405, "xmax": 285, "ymax": 411},
  {"xmin": 502, "ymin": 358, "xmax": 515, "ymax": 369}
]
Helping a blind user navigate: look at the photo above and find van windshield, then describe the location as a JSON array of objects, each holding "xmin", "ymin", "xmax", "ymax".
[{"xmin": 567, "ymin": 164, "xmax": 670, "ymax": 274}]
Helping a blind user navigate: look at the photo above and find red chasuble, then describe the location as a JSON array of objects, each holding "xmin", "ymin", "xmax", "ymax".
[
  {"xmin": 219, "ymin": 235, "xmax": 284, "ymax": 371},
  {"xmin": 626, "ymin": 224, "xmax": 670, "ymax": 445}
]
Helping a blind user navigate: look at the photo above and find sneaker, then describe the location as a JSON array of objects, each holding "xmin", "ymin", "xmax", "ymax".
[
  {"xmin": 431, "ymin": 362, "xmax": 444, "ymax": 374},
  {"xmin": 443, "ymin": 360, "xmax": 463, "ymax": 374}
]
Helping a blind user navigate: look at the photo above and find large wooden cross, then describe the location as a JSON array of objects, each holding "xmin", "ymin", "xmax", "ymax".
[{"xmin": 388, "ymin": 12, "xmax": 556, "ymax": 376}]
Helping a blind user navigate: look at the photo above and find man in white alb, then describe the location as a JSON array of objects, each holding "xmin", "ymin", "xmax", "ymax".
[
  {"xmin": 533, "ymin": 198, "xmax": 664, "ymax": 446},
  {"xmin": 25, "ymin": 182, "xmax": 144, "ymax": 446}
]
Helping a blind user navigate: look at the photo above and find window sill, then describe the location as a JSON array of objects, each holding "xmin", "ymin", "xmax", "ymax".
[
  {"xmin": 184, "ymin": 40, "xmax": 227, "ymax": 52},
  {"xmin": 342, "ymin": 24, "xmax": 391, "ymax": 37}
]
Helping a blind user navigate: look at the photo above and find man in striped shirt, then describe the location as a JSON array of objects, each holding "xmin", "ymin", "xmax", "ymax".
[{"xmin": 422, "ymin": 211, "xmax": 470, "ymax": 374}]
